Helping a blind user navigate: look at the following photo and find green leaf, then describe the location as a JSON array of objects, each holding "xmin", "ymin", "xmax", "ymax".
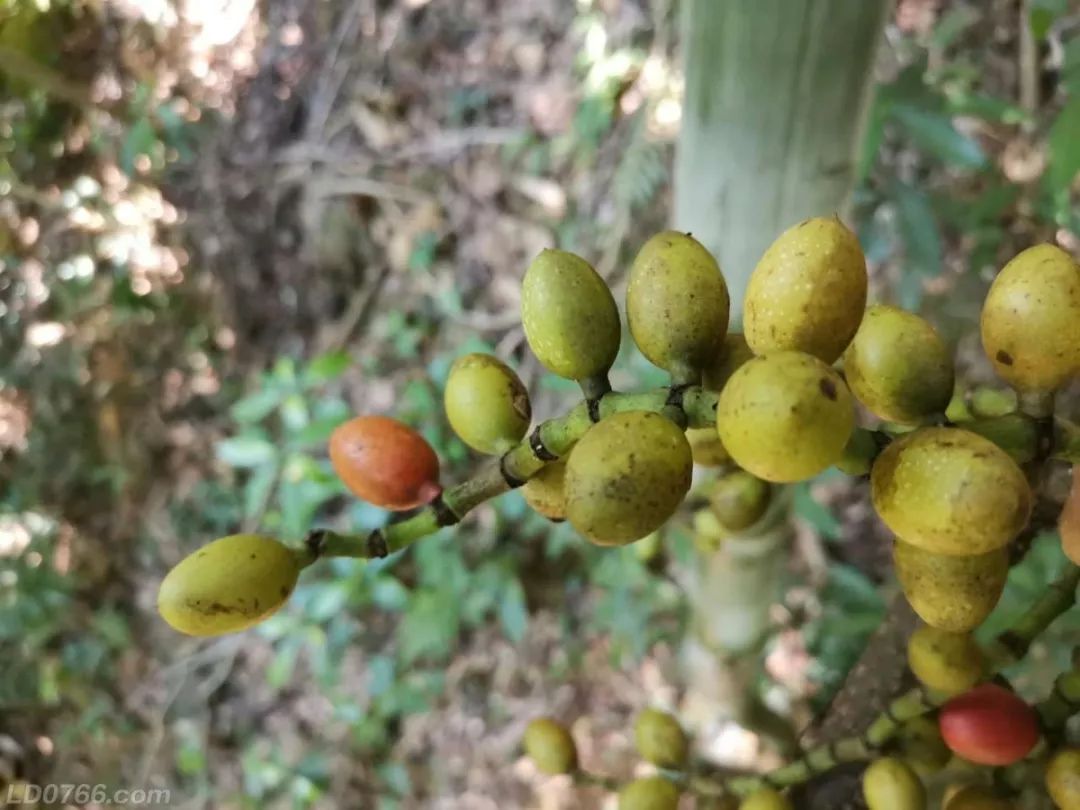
[
  {"xmin": 371, "ymin": 577, "xmax": 410, "ymax": 612},
  {"xmin": 1046, "ymin": 96, "xmax": 1080, "ymax": 197},
  {"xmin": 120, "ymin": 117, "xmax": 156, "ymax": 176},
  {"xmin": 280, "ymin": 393, "xmax": 309, "ymax": 432},
  {"xmin": 230, "ymin": 385, "xmax": 286, "ymax": 424},
  {"xmin": 378, "ymin": 763, "xmax": 411, "ymax": 797},
  {"xmin": 399, "ymin": 590, "xmax": 460, "ymax": 665},
  {"xmin": 368, "ymin": 655, "xmax": 396, "ymax": 698},
  {"xmin": 289, "ymin": 414, "xmax": 349, "ymax": 449},
  {"xmin": 243, "ymin": 462, "xmax": 279, "ymax": 521},
  {"xmin": 890, "ymin": 104, "xmax": 987, "ymax": 169},
  {"xmin": 216, "ymin": 436, "xmax": 277, "ymax": 468},
  {"xmin": 302, "ymin": 351, "xmax": 351, "ymax": 387},
  {"xmin": 793, "ymin": 483, "xmax": 841, "ymax": 541},
  {"xmin": 498, "ymin": 578, "xmax": 529, "ymax": 643},
  {"xmin": 891, "ymin": 181, "xmax": 943, "ymax": 310}
]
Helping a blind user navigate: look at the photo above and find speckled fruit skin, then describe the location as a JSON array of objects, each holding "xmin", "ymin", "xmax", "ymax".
[
  {"xmin": 329, "ymin": 416, "xmax": 441, "ymax": 510},
  {"xmin": 843, "ymin": 305, "xmax": 954, "ymax": 424},
  {"xmin": 703, "ymin": 332, "xmax": 755, "ymax": 393},
  {"xmin": 743, "ymin": 216, "xmax": 868, "ymax": 363},
  {"xmin": 738, "ymin": 787, "xmax": 793, "ymax": 810},
  {"xmin": 939, "ymin": 684, "xmax": 1039, "ymax": 766},
  {"xmin": 906, "ymin": 626, "xmax": 985, "ymax": 696},
  {"xmin": 521, "ymin": 248, "xmax": 620, "ymax": 381},
  {"xmin": 1046, "ymin": 748, "xmax": 1080, "ymax": 810},
  {"xmin": 686, "ymin": 426, "xmax": 729, "ymax": 466},
  {"xmin": 862, "ymin": 756, "xmax": 926, "ymax": 810},
  {"xmin": 981, "ymin": 243, "xmax": 1080, "ymax": 392},
  {"xmin": 618, "ymin": 777, "xmax": 680, "ymax": 810},
  {"xmin": 158, "ymin": 534, "xmax": 301, "ymax": 636},
  {"xmin": 634, "ymin": 709, "xmax": 689, "ymax": 769},
  {"xmin": 523, "ymin": 718, "xmax": 577, "ymax": 775},
  {"xmin": 565, "ymin": 411, "xmax": 692, "ymax": 546},
  {"xmin": 717, "ymin": 351, "xmax": 854, "ymax": 482},
  {"xmin": 444, "ymin": 353, "xmax": 530, "ymax": 454},
  {"xmin": 1061, "ymin": 467, "xmax": 1080, "ymax": 566},
  {"xmin": 627, "ymin": 230, "xmax": 730, "ymax": 382},
  {"xmin": 945, "ymin": 786, "xmax": 1015, "ymax": 810},
  {"xmin": 521, "ymin": 458, "xmax": 567, "ymax": 520},
  {"xmin": 871, "ymin": 427, "xmax": 1031, "ymax": 556},
  {"xmin": 893, "ymin": 541, "xmax": 1008, "ymax": 633}
]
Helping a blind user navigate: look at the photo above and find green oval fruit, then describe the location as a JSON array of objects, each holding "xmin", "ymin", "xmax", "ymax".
[
  {"xmin": 907, "ymin": 626, "xmax": 985, "ymax": 696},
  {"xmin": 837, "ymin": 428, "xmax": 880, "ymax": 476},
  {"xmin": 566, "ymin": 411, "xmax": 692, "ymax": 546},
  {"xmin": 627, "ymin": 230, "xmax": 730, "ymax": 382},
  {"xmin": 968, "ymin": 387, "xmax": 1017, "ymax": 418},
  {"xmin": 710, "ymin": 470, "xmax": 771, "ymax": 531},
  {"xmin": 893, "ymin": 541, "xmax": 1009, "ymax": 633},
  {"xmin": 981, "ymin": 243, "xmax": 1080, "ymax": 393},
  {"xmin": 521, "ymin": 248, "xmax": 620, "ymax": 381},
  {"xmin": 686, "ymin": 426, "xmax": 729, "ymax": 466},
  {"xmin": 523, "ymin": 718, "xmax": 577, "ymax": 775},
  {"xmin": 522, "ymin": 459, "xmax": 568, "ymax": 520},
  {"xmin": 945, "ymin": 785, "xmax": 1014, "ymax": 810},
  {"xmin": 444, "ymin": 353, "xmax": 531, "ymax": 454},
  {"xmin": 871, "ymin": 427, "xmax": 1031, "ymax": 556},
  {"xmin": 158, "ymin": 534, "xmax": 302, "ymax": 636},
  {"xmin": 744, "ymin": 216, "xmax": 868, "ymax": 363},
  {"xmin": 862, "ymin": 757, "xmax": 926, "ymax": 810},
  {"xmin": 1046, "ymin": 748, "xmax": 1080, "ymax": 810},
  {"xmin": 703, "ymin": 333, "xmax": 755, "ymax": 393},
  {"xmin": 717, "ymin": 351, "xmax": 854, "ymax": 482},
  {"xmin": 896, "ymin": 716, "xmax": 951, "ymax": 776},
  {"xmin": 963, "ymin": 415, "xmax": 1039, "ymax": 466},
  {"xmin": 739, "ymin": 787, "xmax": 793, "ymax": 810},
  {"xmin": 618, "ymin": 776, "xmax": 680, "ymax": 810},
  {"xmin": 634, "ymin": 708, "xmax": 689, "ymax": 769},
  {"xmin": 843, "ymin": 305, "xmax": 954, "ymax": 424}
]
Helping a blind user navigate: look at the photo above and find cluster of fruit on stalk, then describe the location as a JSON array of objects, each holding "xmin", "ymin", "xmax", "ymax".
[{"xmin": 156, "ymin": 216, "xmax": 1080, "ymax": 809}]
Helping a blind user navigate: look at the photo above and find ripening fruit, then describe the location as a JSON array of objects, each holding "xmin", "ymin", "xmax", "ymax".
[
  {"xmin": 634, "ymin": 708, "xmax": 689, "ymax": 769},
  {"xmin": 717, "ymin": 351, "xmax": 854, "ymax": 482},
  {"xmin": 158, "ymin": 534, "xmax": 302, "ymax": 636},
  {"xmin": 627, "ymin": 231, "xmax": 730, "ymax": 382},
  {"xmin": 686, "ymin": 426, "xmax": 729, "ymax": 466},
  {"xmin": 521, "ymin": 248, "xmax": 620, "ymax": 381},
  {"xmin": 1046, "ymin": 748, "xmax": 1080, "ymax": 809},
  {"xmin": 330, "ymin": 416, "xmax": 441, "ymax": 510},
  {"xmin": 739, "ymin": 787, "xmax": 793, "ymax": 810},
  {"xmin": 1061, "ymin": 467, "xmax": 1080, "ymax": 566},
  {"xmin": 618, "ymin": 777, "xmax": 680, "ymax": 810},
  {"xmin": 893, "ymin": 541, "xmax": 1009, "ymax": 633},
  {"xmin": 565, "ymin": 411, "xmax": 692, "ymax": 546},
  {"xmin": 444, "ymin": 353, "xmax": 530, "ymax": 454},
  {"xmin": 981, "ymin": 243, "xmax": 1080, "ymax": 393},
  {"xmin": 743, "ymin": 216, "xmax": 868, "ymax": 363},
  {"xmin": 703, "ymin": 332, "xmax": 754, "ymax": 392},
  {"xmin": 521, "ymin": 459, "xmax": 568, "ymax": 521},
  {"xmin": 862, "ymin": 757, "xmax": 926, "ymax": 810},
  {"xmin": 906, "ymin": 626, "xmax": 986, "ymax": 696},
  {"xmin": 871, "ymin": 427, "xmax": 1031, "ymax": 556},
  {"xmin": 710, "ymin": 470, "xmax": 771, "ymax": 531},
  {"xmin": 896, "ymin": 716, "xmax": 951, "ymax": 776},
  {"xmin": 523, "ymin": 718, "xmax": 577, "ymax": 775},
  {"xmin": 945, "ymin": 786, "xmax": 1015, "ymax": 810},
  {"xmin": 939, "ymin": 684, "xmax": 1040, "ymax": 766},
  {"xmin": 843, "ymin": 305, "xmax": 954, "ymax": 424}
]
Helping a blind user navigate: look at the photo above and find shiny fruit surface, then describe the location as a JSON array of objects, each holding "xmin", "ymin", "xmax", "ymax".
[
  {"xmin": 329, "ymin": 416, "xmax": 441, "ymax": 510},
  {"xmin": 939, "ymin": 684, "xmax": 1040, "ymax": 766}
]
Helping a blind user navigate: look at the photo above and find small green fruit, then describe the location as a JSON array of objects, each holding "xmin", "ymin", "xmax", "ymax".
[
  {"xmin": 710, "ymin": 470, "xmax": 771, "ymax": 531},
  {"xmin": 744, "ymin": 216, "xmax": 868, "ymax": 363},
  {"xmin": 523, "ymin": 718, "xmax": 577, "ymax": 775},
  {"xmin": 521, "ymin": 459, "xmax": 568, "ymax": 521},
  {"xmin": 521, "ymin": 248, "xmax": 620, "ymax": 381},
  {"xmin": 686, "ymin": 426, "xmax": 729, "ymax": 466},
  {"xmin": 862, "ymin": 756, "xmax": 926, "ymax": 810},
  {"xmin": 739, "ymin": 787, "xmax": 793, "ymax": 810},
  {"xmin": 1046, "ymin": 747, "xmax": 1080, "ymax": 810},
  {"xmin": 907, "ymin": 626, "xmax": 985, "ymax": 696},
  {"xmin": 634, "ymin": 708, "xmax": 689, "ymax": 769},
  {"xmin": 158, "ymin": 534, "xmax": 302, "ymax": 636},
  {"xmin": 895, "ymin": 716, "xmax": 951, "ymax": 776},
  {"xmin": 945, "ymin": 785, "xmax": 1015, "ymax": 810},
  {"xmin": 627, "ymin": 230, "xmax": 730, "ymax": 382},
  {"xmin": 703, "ymin": 333, "xmax": 755, "ymax": 393},
  {"xmin": 836, "ymin": 428, "xmax": 880, "ymax": 476},
  {"xmin": 444, "ymin": 353, "xmax": 531, "ymax": 454},
  {"xmin": 893, "ymin": 541, "xmax": 1009, "ymax": 633},
  {"xmin": 717, "ymin": 351, "xmax": 854, "ymax": 482},
  {"xmin": 968, "ymin": 387, "xmax": 1017, "ymax": 418},
  {"xmin": 565, "ymin": 411, "xmax": 692, "ymax": 546},
  {"xmin": 962, "ymin": 414, "xmax": 1039, "ymax": 466},
  {"xmin": 618, "ymin": 777, "xmax": 680, "ymax": 810}
]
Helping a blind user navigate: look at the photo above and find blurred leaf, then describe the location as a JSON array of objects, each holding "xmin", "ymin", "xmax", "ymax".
[
  {"xmin": 120, "ymin": 117, "xmax": 155, "ymax": 176},
  {"xmin": 216, "ymin": 436, "xmax": 277, "ymax": 468},
  {"xmin": 824, "ymin": 564, "xmax": 884, "ymax": 613},
  {"xmin": 304, "ymin": 582, "xmax": 350, "ymax": 622},
  {"xmin": 243, "ymin": 462, "xmax": 278, "ymax": 521},
  {"xmin": 378, "ymin": 762, "xmax": 411, "ymax": 797},
  {"xmin": 266, "ymin": 635, "xmax": 303, "ymax": 688},
  {"xmin": 890, "ymin": 104, "xmax": 987, "ymax": 169},
  {"xmin": 289, "ymin": 415, "xmax": 348, "ymax": 449},
  {"xmin": 1029, "ymin": 0, "xmax": 1069, "ymax": 39},
  {"xmin": 794, "ymin": 483, "xmax": 841, "ymax": 541},
  {"xmin": 368, "ymin": 655, "xmax": 396, "ymax": 698},
  {"xmin": 931, "ymin": 5, "xmax": 979, "ymax": 49},
  {"xmin": 302, "ymin": 351, "xmax": 351, "ymax": 387},
  {"xmin": 1046, "ymin": 96, "xmax": 1080, "ymax": 197},
  {"xmin": 892, "ymin": 180, "xmax": 943, "ymax": 308},
  {"xmin": 408, "ymin": 231, "xmax": 438, "ymax": 272},
  {"xmin": 498, "ymin": 578, "xmax": 529, "ymax": 643},
  {"xmin": 399, "ymin": 589, "xmax": 460, "ymax": 665},
  {"xmin": 231, "ymin": 386, "xmax": 286, "ymax": 424},
  {"xmin": 371, "ymin": 577, "xmax": 410, "ymax": 612},
  {"xmin": 280, "ymin": 393, "xmax": 309, "ymax": 432}
]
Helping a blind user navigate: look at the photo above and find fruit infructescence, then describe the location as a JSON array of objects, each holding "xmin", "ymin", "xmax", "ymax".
[
  {"xmin": 444, "ymin": 353, "xmax": 531, "ymax": 454},
  {"xmin": 523, "ymin": 717, "xmax": 577, "ymax": 775}
]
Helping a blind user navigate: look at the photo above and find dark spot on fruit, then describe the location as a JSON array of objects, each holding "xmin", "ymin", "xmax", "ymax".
[
  {"xmin": 250, "ymin": 553, "xmax": 256, "ymax": 560},
  {"xmin": 819, "ymin": 378, "xmax": 837, "ymax": 400},
  {"xmin": 996, "ymin": 350, "xmax": 1014, "ymax": 366},
  {"xmin": 280, "ymin": 586, "xmax": 289, "ymax": 598}
]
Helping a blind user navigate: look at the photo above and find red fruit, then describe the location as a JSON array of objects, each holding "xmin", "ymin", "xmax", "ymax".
[
  {"xmin": 939, "ymin": 684, "xmax": 1040, "ymax": 766},
  {"xmin": 329, "ymin": 416, "xmax": 441, "ymax": 510}
]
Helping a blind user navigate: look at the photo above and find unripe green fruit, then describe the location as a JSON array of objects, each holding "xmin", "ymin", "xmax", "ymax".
[
  {"xmin": 627, "ymin": 230, "xmax": 730, "ymax": 382},
  {"xmin": 843, "ymin": 305, "xmax": 954, "ymax": 424},
  {"xmin": 893, "ymin": 541, "xmax": 1009, "ymax": 632},
  {"xmin": 710, "ymin": 470, "xmax": 771, "ymax": 531},
  {"xmin": 686, "ymin": 426, "xmax": 729, "ymax": 466},
  {"xmin": 1046, "ymin": 748, "xmax": 1080, "ymax": 809},
  {"xmin": 739, "ymin": 787, "xmax": 793, "ymax": 810},
  {"xmin": 521, "ymin": 459, "xmax": 568, "ymax": 520},
  {"xmin": 744, "ymin": 216, "xmax": 868, "ymax": 363},
  {"xmin": 896, "ymin": 716, "xmax": 951, "ymax": 776},
  {"xmin": 634, "ymin": 708, "xmax": 689, "ymax": 769},
  {"xmin": 862, "ymin": 756, "xmax": 926, "ymax": 810},
  {"xmin": 565, "ymin": 411, "xmax": 692, "ymax": 546},
  {"xmin": 703, "ymin": 333, "xmax": 754, "ymax": 393},
  {"xmin": 618, "ymin": 777, "xmax": 680, "ymax": 810},
  {"xmin": 717, "ymin": 351, "xmax": 854, "ymax": 482},
  {"xmin": 871, "ymin": 427, "xmax": 1031, "ymax": 556},
  {"xmin": 968, "ymin": 387, "xmax": 1016, "ymax": 418},
  {"xmin": 945, "ymin": 388, "xmax": 972, "ymax": 423},
  {"xmin": 981, "ymin": 243, "xmax": 1080, "ymax": 393},
  {"xmin": 521, "ymin": 248, "xmax": 620, "ymax": 381},
  {"xmin": 837, "ymin": 428, "xmax": 880, "ymax": 476},
  {"xmin": 906, "ymin": 626, "xmax": 986, "ymax": 696},
  {"xmin": 945, "ymin": 785, "xmax": 1014, "ymax": 810},
  {"xmin": 523, "ymin": 718, "xmax": 577, "ymax": 775},
  {"xmin": 963, "ymin": 414, "xmax": 1039, "ymax": 466},
  {"xmin": 158, "ymin": 534, "xmax": 302, "ymax": 636},
  {"xmin": 444, "ymin": 353, "xmax": 531, "ymax": 454}
]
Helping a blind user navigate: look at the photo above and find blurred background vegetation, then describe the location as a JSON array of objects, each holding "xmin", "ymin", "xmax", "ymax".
[{"xmin": 0, "ymin": 0, "xmax": 1078, "ymax": 808}]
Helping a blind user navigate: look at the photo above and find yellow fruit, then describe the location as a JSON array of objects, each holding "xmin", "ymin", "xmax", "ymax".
[
  {"xmin": 618, "ymin": 777, "xmax": 680, "ymax": 810},
  {"xmin": 703, "ymin": 333, "xmax": 755, "ymax": 392},
  {"xmin": 945, "ymin": 785, "xmax": 1014, "ymax": 810},
  {"xmin": 158, "ymin": 534, "xmax": 302, "ymax": 636},
  {"xmin": 862, "ymin": 757, "xmax": 926, "ymax": 810},
  {"xmin": 893, "ymin": 541, "xmax": 1009, "ymax": 632},
  {"xmin": 871, "ymin": 427, "xmax": 1031, "ymax": 556},
  {"xmin": 687, "ymin": 426, "xmax": 729, "ymax": 466},
  {"xmin": 981, "ymin": 243, "xmax": 1080, "ymax": 392},
  {"xmin": 634, "ymin": 708, "xmax": 689, "ymax": 769},
  {"xmin": 739, "ymin": 787, "xmax": 793, "ymax": 810},
  {"xmin": 522, "ymin": 459, "xmax": 568, "ymax": 521},
  {"xmin": 843, "ymin": 305, "xmax": 954, "ymax": 424},
  {"xmin": 444, "ymin": 353, "xmax": 531, "ymax": 454},
  {"xmin": 565, "ymin": 411, "xmax": 692, "ymax": 546},
  {"xmin": 744, "ymin": 216, "xmax": 868, "ymax": 363},
  {"xmin": 1061, "ymin": 467, "xmax": 1080, "ymax": 566},
  {"xmin": 895, "ymin": 716, "xmax": 951, "ymax": 776},
  {"xmin": 1047, "ymin": 748, "xmax": 1080, "ymax": 810},
  {"xmin": 710, "ymin": 470, "xmax": 771, "ymax": 531},
  {"xmin": 906, "ymin": 626, "xmax": 986, "ymax": 696},
  {"xmin": 521, "ymin": 248, "xmax": 620, "ymax": 381},
  {"xmin": 717, "ymin": 351, "xmax": 854, "ymax": 482},
  {"xmin": 627, "ymin": 231, "xmax": 730, "ymax": 382},
  {"xmin": 523, "ymin": 718, "xmax": 577, "ymax": 775}
]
